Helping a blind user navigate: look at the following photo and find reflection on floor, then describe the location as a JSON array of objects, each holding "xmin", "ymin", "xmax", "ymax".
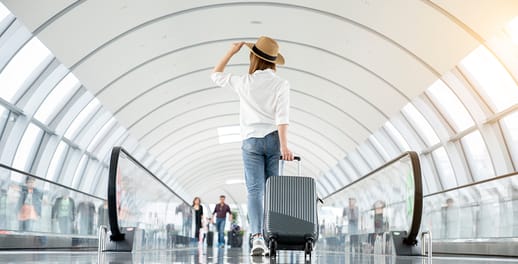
[{"xmin": 0, "ymin": 247, "xmax": 517, "ymax": 263}]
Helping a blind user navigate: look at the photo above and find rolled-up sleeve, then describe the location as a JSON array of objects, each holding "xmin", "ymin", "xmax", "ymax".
[
  {"xmin": 275, "ymin": 80, "xmax": 290, "ymax": 125},
  {"xmin": 211, "ymin": 72, "xmax": 243, "ymax": 92}
]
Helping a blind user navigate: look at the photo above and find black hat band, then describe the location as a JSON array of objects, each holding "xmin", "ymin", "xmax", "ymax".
[{"xmin": 252, "ymin": 45, "xmax": 277, "ymax": 61}]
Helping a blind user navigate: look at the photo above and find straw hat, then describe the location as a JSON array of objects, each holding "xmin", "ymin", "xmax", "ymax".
[{"xmin": 245, "ymin": 36, "xmax": 285, "ymax": 65}]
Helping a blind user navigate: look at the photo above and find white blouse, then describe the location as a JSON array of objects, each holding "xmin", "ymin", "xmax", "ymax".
[{"xmin": 211, "ymin": 69, "xmax": 290, "ymax": 140}]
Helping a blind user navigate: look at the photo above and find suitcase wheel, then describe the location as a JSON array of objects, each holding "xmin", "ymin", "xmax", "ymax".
[
  {"xmin": 269, "ymin": 239, "xmax": 277, "ymax": 258},
  {"xmin": 304, "ymin": 241, "xmax": 312, "ymax": 260}
]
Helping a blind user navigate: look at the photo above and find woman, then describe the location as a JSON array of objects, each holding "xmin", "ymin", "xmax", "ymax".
[
  {"xmin": 18, "ymin": 177, "xmax": 43, "ymax": 231},
  {"xmin": 211, "ymin": 36, "xmax": 294, "ymax": 256},
  {"xmin": 192, "ymin": 197, "xmax": 204, "ymax": 242}
]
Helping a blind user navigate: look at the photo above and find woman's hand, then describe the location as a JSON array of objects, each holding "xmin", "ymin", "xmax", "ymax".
[
  {"xmin": 278, "ymin": 124, "xmax": 293, "ymax": 161},
  {"xmin": 213, "ymin": 42, "xmax": 245, "ymax": 73},
  {"xmin": 228, "ymin": 42, "xmax": 245, "ymax": 55},
  {"xmin": 281, "ymin": 145, "xmax": 294, "ymax": 161}
]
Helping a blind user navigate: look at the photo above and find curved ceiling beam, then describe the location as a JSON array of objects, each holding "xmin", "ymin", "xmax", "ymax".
[
  {"xmin": 163, "ymin": 141, "xmax": 323, "ymax": 177},
  {"xmin": 157, "ymin": 123, "xmax": 344, "ymax": 169},
  {"xmin": 100, "ymin": 38, "xmax": 408, "ymax": 113},
  {"xmin": 151, "ymin": 112, "xmax": 347, "ymax": 163},
  {"xmin": 130, "ymin": 64, "xmax": 373, "ymax": 146},
  {"xmin": 177, "ymin": 156, "xmax": 313, "ymax": 185},
  {"xmin": 33, "ymin": 0, "xmax": 86, "ymax": 35},
  {"xmin": 166, "ymin": 134, "xmax": 329, "ymax": 179},
  {"xmin": 66, "ymin": 2, "xmax": 439, "ymax": 77},
  {"xmin": 128, "ymin": 83, "xmax": 373, "ymax": 143},
  {"xmin": 153, "ymin": 126, "xmax": 340, "ymax": 175},
  {"xmin": 138, "ymin": 100, "xmax": 356, "ymax": 154},
  {"xmin": 166, "ymin": 141, "xmax": 329, "ymax": 183},
  {"xmin": 175, "ymin": 154, "xmax": 320, "ymax": 191},
  {"xmin": 116, "ymin": 63, "xmax": 386, "ymax": 132}
]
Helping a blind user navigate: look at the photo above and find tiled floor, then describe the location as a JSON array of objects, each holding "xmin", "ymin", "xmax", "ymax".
[{"xmin": 0, "ymin": 247, "xmax": 517, "ymax": 263}]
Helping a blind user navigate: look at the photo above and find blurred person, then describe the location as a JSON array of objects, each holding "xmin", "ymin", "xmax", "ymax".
[
  {"xmin": 206, "ymin": 217, "xmax": 214, "ymax": 247},
  {"xmin": 77, "ymin": 201, "xmax": 95, "ymax": 235},
  {"xmin": 211, "ymin": 36, "xmax": 292, "ymax": 256},
  {"xmin": 442, "ymin": 198, "xmax": 459, "ymax": 239},
  {"xmin": 343, "ymin": 197, "xmax": 359, "ymax": 251},
  {"xmin": 98, "ymin": 200, "xmax": 109, "ymax": 228},
  {"xmin": 17, "ymin": 177, "xmax": 43, "ymax": 231},
  {"xmin": 192, "ymin": 197, "xmax": 204, "ymax": 243},
  {"xmin": 175, "ymin": 202, "xmax": 193, "ymax": 236},
  {"xmin": 212, "ymin": 195, "xmax": 232, "ymax": 248},
  {"xmin": 0, "ymin": 188, "xmax": 7, "ymax": 229},
  {"xmin": 373, "ymin": 200, "xmax": 387, "ymax": 234},
  {"xmin": 51, "ymin": 190, "xmax": 75, "ymax": 234}
]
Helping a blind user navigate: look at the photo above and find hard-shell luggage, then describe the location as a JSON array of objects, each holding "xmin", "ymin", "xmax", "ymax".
[
  {"xmin": 263, "ymin": 156, "xmax": 319, "ymax": 259},
  {"xmin": 206, "ymin": 231, "xmax": 214, "ymax": 247}
]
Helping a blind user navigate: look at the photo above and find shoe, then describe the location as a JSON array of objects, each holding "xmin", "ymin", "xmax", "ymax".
[{"xmin": 250, "ymin": 237, "xmax": 268, "ymax": 256}]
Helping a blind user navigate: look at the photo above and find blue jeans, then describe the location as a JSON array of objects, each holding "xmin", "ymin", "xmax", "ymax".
[
  {"xmin": 242, "ymin": 131, "xmax": 280, "ymax": 235},
  {"xmin": 215, "ymin": 217, "xmax": 226, "ymax": 245}
]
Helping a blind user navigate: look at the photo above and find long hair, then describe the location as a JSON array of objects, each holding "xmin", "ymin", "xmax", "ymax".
[
  {"xmin": 192, "ymin": 197, "xmax": 201, "ymax": 207},
  {"xmin": 248, "ymin": 52, "xmax": 276, "ymax": 74}
]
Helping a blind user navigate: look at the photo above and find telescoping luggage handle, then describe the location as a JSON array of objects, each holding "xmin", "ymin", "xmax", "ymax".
[{"xmin": 279, "ymin": 155, "xmax": 301, "ymax": 176}]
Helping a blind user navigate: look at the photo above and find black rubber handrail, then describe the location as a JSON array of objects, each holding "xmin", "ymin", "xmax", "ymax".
[
  {"xmin": 107, "ymin": 146, "xmax": 191, "ymax": 241},
  {"xmin": 322, "ymin": 151, "xmax": 423, "ymax": 246},
  {"xmin": 0, "ymin": 163, "xmax": 105, "ymax": 201}
]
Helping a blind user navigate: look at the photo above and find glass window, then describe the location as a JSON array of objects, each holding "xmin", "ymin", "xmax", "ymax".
[
  {"xmin": 426, "ymin": 79, "xmax": 474, "ymax": 132},
  {"xmin": 459, "ymin": 46, "xmax": 518, "ymax": 112},
  {"xmin": 80, "ymin": 160, "xmax": 100, "ymax": 192},
  {"xmin": 72, "ymin": 155, "xmax": 88, "ymax": 189},
  {"xmin": 325, "ymin": 173, "xmax": 341, "ymax": 192},
  {"xmin": 431, "ymin": 147, "xmax": 457, "ymax": 189},
  {"xmin": 461, "ymin": 130, "xmax": 495, "ymax": 181},
  {"xmin": 420, "ymin": 155, "xmax": 441, "ymax": 194},
  {"xmin": 0, "ymin": 105, "xmax": 6, "ymax": 133},
  {"xmin": 64, "ymin": 98, "xmax": 101, "ymax": 140},
  {"xmin": 358, "ymin": 143, "xmax": 383, "ymax": 169},
  {"xmin": 34, "ymin": 73, "xmax": 80, "ymax": 123},
  {"xmin": 0, "ymin": 38, "xmax": 52, "ymax": 103},
  {"xmin": 338, "ymin": 159, "xmax": 358, "ymax": 182},
  {"xmin": 384, "ymin": 121, "xmax": 411, "ymax": 151},
  {"xmin": 402, "ymin": 103, "xmax": 440, "ymax": 146},
  {"xmin": 500, "ymin": 111, "xmax": 518, "ymax": 168},
  {"xmin": 12, "ymin": 123, "xmax": 43, "ymax": 171},
  {"xmin": 368, "ymin": 135, "xmax": 390, "ymax": 161},
  {"xmin": 0, "ymin": 2, "xmax": 9, "ymax": 21},
  {"xmin": 330, "ymin": 166, "xmax": 346, "ymax": 186},
  {"xmin": 318, "ymin": 177, "xmax": 333, "ymax": 196},
  {"xmin": 93, "ymin": 167, "xmax": 108, "ymax": 197},
  {"xmin": 46, "ymin": 141, "xmax": 68, "ymax": 182},
  {"xmin": 87, "ymin": 117, "xmax": 116, "ymax": 153},
  {"xmin": 348, "ymin": 151, "xmax": 371, "ymax": 176},
  {"xmin": 96, "ymin": 126, "xmax": 126, "ymax": 160},
  {"xmin": 506, "ymin": 17, "xmax": 518, "ymax": 44}
]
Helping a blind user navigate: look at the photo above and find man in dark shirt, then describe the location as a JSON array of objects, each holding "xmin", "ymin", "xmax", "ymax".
[{"xmin": 212, "ymin": 195, "xmax": 232, "ymax": 248}]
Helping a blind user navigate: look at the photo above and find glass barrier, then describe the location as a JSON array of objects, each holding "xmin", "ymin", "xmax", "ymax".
[
  {"xmin": 0, "ymin": 163, "xmax": 106, "ymax": 240},
  {"xmin": 321, "ymin": 151, "xmax": 422, "ymax": 253},
  {"xmin": 108, "ymin": 147, "xmax": 193, "ymax": 250},
  {"xmin": 422, "ymin": 172, "xmax": 518, "ymax": 240}
]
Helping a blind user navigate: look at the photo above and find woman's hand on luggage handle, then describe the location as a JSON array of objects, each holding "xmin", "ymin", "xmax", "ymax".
[{"xmin": 281, "ymin": 145, "xmax": 294, "ymax": 161}]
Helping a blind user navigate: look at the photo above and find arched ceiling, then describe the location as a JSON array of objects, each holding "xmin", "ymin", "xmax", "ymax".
[{"xmin": 4, "ymin": 0, "xmax": 518, "ymax": 205}]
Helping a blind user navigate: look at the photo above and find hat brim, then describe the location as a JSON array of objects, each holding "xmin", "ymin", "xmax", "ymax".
[{"xmin": 245, "ymin": 43, "xmax": 285, "ymax": 65}]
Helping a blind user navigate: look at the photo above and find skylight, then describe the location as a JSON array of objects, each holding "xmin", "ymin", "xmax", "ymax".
[{"xmin": 506, "ymin": 16, "xmax": 518, "ymax": 44}]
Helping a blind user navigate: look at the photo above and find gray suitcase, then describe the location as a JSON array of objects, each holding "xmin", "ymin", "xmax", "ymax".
[{"xmin": 263, "ymin": 157, "xmax": 319, "ymax": 259}]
